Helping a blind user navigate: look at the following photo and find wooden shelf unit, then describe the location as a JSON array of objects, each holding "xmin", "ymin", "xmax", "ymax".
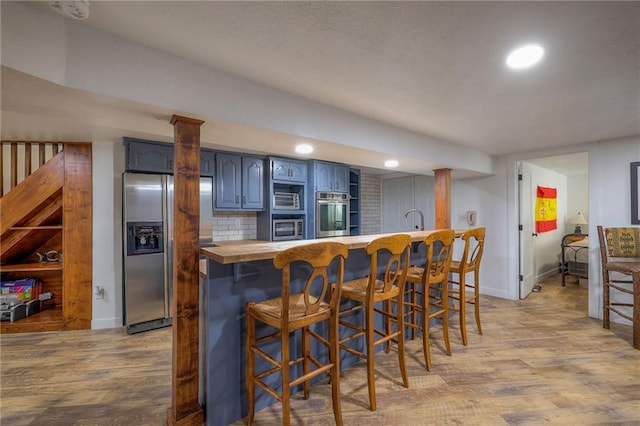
[
  {"xmin": 0, "ymin": 307, "xmax": 64, "ymax": 333},
  {"xmin": 0, "ymin": 262, "xmax": 63, "ymax": 272},
  {"xmin": 9, "ymin": 226, "xmax": 63, "ymax": 231},
  {"xmin": 1, "ymin": 142, "xmax": 92, "ymax": 334}
]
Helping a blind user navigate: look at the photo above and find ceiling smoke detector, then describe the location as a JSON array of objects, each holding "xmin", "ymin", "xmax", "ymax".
[{"xmin": 49, "ymin": 1, "xmax": 90, "ymax": 20}]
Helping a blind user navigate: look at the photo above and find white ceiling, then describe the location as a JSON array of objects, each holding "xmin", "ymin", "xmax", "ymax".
[{"xmin": 3, "ymin": 1, "xmax": 639, "ymax": 175}]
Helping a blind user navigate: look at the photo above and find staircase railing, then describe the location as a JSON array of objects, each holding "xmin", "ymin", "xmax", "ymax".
[{"xmin": 1, "ymin": 141, "xmax": 64, "ymax": 197}]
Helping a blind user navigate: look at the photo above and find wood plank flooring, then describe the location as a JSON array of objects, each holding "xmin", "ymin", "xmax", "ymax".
[{"xmin": 1, "ymin": 274, "xmax": 637, "ymax": 425}]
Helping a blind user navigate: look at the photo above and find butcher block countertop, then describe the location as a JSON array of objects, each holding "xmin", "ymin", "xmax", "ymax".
[{"xmin": 201, "ymin": 230, "xmax": 462, "ymax": 265}]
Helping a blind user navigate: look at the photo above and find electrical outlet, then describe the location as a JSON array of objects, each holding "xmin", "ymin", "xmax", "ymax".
[{"xmin": 235, "ymin": 219, "xmax": 240, "ymax": 228}]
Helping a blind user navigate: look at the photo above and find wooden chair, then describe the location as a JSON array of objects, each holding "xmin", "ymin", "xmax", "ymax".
[
  {"xmin": 338, "ymin": 234, "xmax": 412, "ymax": 411},
  {"xmin": 245, "ymin": 242, "xmax": 349, "ymax": 425},
  {"xmin": 404, "ymin": 229, "xmax": 456, "ymax": 371},
  {"xmin": 597, "ymin": 226, "xmax": 640, "ymax": 349},
  {"xmin": 447, "ymin": 227, "xmax": 486, "ymax": 346}
]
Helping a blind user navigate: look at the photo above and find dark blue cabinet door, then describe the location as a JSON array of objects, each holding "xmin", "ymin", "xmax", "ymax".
[
  {"xmin": 272, "ymin": 158, "xmax": 307, "ymax": 182},
  {"xmin": 125, "ymin": 139, "xmax": 174, "ymax": 174},
  {"xmin": 200, "ymin": 149, "xmax": 215, "ymax": 177},
  {"xmin": 315, "ymin": 162, "xmax": 333, "ymax": 191},
  {"xmin": 335, "ymin": 165, "xmax": 350, "ymax": 193},
  {"xmin": 125, "ymin": 138, "xmax": 216, "ymax": 177},
  {"xmin": 288, "ymin": 160, "xmax": 307, "ymax": 183},
  {"xmin": 272, "ymin": 159, "xmax": 291, "ymax": 181},
  {"xmin": 216, "ymin": 154, "xmax": 241, "ymax": 209},
  {"xmin": 242, "ymin": 156, "xmax": 264, "ymax": 209},
  {"xmin": 313, "ymin": 161, "xmax": 349, "ymax": 192}
]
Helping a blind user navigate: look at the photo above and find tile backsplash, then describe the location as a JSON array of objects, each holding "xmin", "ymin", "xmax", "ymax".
[{"xmin": 212, "ymin": 211, "xmax": 257, "ymax": 240}]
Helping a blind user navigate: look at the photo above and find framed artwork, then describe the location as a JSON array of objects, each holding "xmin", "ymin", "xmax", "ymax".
[{"xmin": 632, "ymin": 161, "xmax": 640, "ymax": 225}]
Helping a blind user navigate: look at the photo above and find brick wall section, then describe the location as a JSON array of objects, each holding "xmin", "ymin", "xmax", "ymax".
[
  {"xmin": 360, "ymin": 172, "xmax": 381, "ymax": 235},
  {"xmin": 212, "ymin": 211, "xmax": 257, "ymax": 240}
]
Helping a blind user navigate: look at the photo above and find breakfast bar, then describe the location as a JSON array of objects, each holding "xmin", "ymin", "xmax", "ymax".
[{"xmin": 200, "ymin": 231, "xmax": 448, "ymax": 426}]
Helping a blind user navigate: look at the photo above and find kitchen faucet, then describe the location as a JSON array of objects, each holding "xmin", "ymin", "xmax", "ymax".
[{"xmin": 404, "ymin": 208, "xmax": 425, "ymax": 231}]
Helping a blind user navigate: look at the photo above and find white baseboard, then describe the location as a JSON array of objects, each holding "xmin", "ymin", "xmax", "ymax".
[
  {"xmin": 536, "ymin": 268, "xmax": 558, "ymax": 282},
  {"xmin": 480, "ymin": 287, "xmax": 511, "ymax": 300},
  {"xmin": 91, "ymin": 317, "xmax": 122, "ymax": 330}
]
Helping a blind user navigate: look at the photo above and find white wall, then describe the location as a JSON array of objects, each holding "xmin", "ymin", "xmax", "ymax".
[
  {"xmin": 92, "ymin": 140, "xmax": 122, "ymax": 329},
  {"xmin": 566, "ymin": 173, "xmax": 589, "ymax": 234},
  {"xmin": 587, "ymin": 136, "xmax": 640, "ymax": 324},
  {"xmin": 452, "ymin": 163, "xmax": 510, "ymax": 299},
  {"xmin": 0, "ymin": 2, "xmax": 68, "ymax": 85}
]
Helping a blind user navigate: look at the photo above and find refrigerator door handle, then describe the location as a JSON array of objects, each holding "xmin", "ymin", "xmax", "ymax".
[{"xmin": 163, "ymin": 175, "xmax": 174, "ymax": 318}]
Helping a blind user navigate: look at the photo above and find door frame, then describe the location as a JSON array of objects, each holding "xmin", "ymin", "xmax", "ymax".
[{"xmin": 517, "ymin": 161, "xmax": 536, "ymax": 299}]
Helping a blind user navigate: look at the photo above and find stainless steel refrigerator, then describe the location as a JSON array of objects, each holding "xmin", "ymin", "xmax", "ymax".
[{"xmin": 123, "ymin": 172, "xmax": 213, "ymax": 334}]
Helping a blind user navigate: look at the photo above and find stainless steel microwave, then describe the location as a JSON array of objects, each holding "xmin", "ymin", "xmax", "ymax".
[
  {"xmin": 272, "ymin": 219, "xmax": 304, "ymax": 241},
  {"xmin": 273, "ymin": 192, "xmax": 300, "ymax": 210}
]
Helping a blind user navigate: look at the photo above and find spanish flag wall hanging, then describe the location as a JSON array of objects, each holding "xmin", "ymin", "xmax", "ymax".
[{"xmin": 535, "ymin": 186, "xmax": 557, "ymax": 233}]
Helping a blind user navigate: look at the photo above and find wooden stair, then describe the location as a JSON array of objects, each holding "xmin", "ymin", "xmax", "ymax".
[{"xmin": 1, "ymin": 152, "xmax": 64, "ymax": 263}]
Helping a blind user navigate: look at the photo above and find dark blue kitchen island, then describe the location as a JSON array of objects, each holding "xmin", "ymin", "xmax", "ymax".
[{"xmin": 200, "ymin": 231, "xmax": 441, "ymax": 426}]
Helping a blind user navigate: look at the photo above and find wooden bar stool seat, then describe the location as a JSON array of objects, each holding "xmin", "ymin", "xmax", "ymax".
[
  {"xmin": 338, "ymin": 234, "xmax": 412, "ymax": 411},
  {"xmin": 403, "ymin": 229, "xmax": 455, "ymax": 371},
  {"xmin": 245, "ymin": 241, "xmax": 349, "ymax": 425}
]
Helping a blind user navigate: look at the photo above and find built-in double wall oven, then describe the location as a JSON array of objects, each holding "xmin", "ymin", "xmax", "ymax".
[{"xmin": 316, "ymin": 191, "xmax": 350, "ymax": 238}]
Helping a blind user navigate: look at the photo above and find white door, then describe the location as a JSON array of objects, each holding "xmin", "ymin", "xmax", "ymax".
[
  {"xmin": 414, "ymin": 175, "xmax": 435, "ymax": 230},
  {"xmin": 382, "ymin": 176, "xmax": 415, "ymax": 232},
  {"xmin": 519, "ymin": 162, "xmax": 536, "ymax": 298}
]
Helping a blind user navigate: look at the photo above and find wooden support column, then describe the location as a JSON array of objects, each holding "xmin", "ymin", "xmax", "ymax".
[
  {"xmin": 168, "ymin": 115, "xmax": 205, "ymax": 426},
  {"xmin": 434, "ymin": 168, "xmax": 451, "ymax": 229},
  {"xmin": 63, "ymin": 143, "xmax": 93, "ymax": 329}
]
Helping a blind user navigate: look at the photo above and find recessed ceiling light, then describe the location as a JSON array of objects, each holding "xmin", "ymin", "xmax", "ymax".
[
  {"xmin": 506, "ymin": 44, "xmax": 544, "ymax": 69},
  {"xmin": 384, "ymin": 159, "xmax": 399, "ymax": 168},
  {"xmin": 295, "ymin": 144, "xmax": 313, "ymax": 154}
]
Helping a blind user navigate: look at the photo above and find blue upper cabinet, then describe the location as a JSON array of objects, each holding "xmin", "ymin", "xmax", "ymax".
[
  {"xmin": 200, "ymin": 149, "xmax": 215, "ymax": 177},
  {"xmin": 123, "ymin": 137, "xmax": 215, "ymax": 177},
  {"xmin": 272, "ymin": 158, "xmax": 307, "ymax": 182},
  {"xmin": 312, "ymin": 161, "xmax": 349, "ymax": 192},
  {"xmin": 315, "ymin": 161, "xmax": 333, "ymax": 191},
  {"xmin": 216, "ymin": 153, "xmax": 242, "ymax": 209},
  {"xmin": 125, "ymin": 138, "xmax": 174, "ymax": 174},
  {"xmin": 242, "ymin": 156, "xmax": 264, "ymax": 209},
  {"xmin": 215, "ymin": 153, "xmax": 265, "ymax": 210},
  {"xmin": 334, "ymin": 164, "xmax": 350, "ymax": 192}
]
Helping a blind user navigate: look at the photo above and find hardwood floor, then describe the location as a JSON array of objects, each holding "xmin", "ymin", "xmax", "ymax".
[{"xmin": 1, "ymin": 274, "xmax": 637, "ymax": 425}]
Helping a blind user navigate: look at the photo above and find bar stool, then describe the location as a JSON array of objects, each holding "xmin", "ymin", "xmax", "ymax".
[
  {"xmin": 338, "ymin": 233, "xmax": 412, "ymax": 411},
  {"xmin": 447, "ymin": 227, "xmax": 485, "ymax": 346},
  {"xmin": 597, "ymin": 225, "xmax": 640, "ymax": 349},
  {"xmin": 245, "ymin": 241, "xmax": 349, "ymax": 426},
  {"xmin": 404, "ymin": 229, "xmax": 455, "ymax": 371}
]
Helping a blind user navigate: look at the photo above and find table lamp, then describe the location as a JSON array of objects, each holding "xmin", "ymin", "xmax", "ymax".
[{"xmin": 570, "ymin": 212, "xmax": 587, "ymax": 234}]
